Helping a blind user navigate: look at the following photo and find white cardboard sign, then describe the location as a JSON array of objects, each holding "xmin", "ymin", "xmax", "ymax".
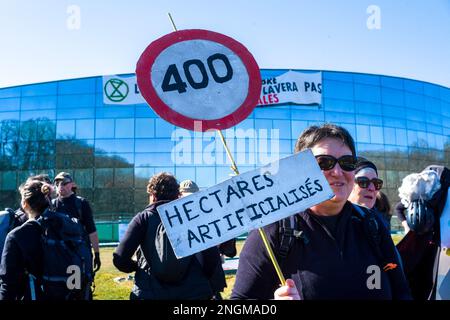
[
  {"xmin": 136, "ymin": 29, "xmax": 261, "ymax": 131},
  {"xmin": 157, "ymin": 149, "xmax": 334, "ymax": 258}
]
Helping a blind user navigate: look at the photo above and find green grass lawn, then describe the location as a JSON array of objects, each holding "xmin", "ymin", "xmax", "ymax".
[
  {"xmin": 94, "ymin": 234, "xmax": 405, "ymax": 300},
  {"xmin": 92, "ymin": 247, "xmax": 133, "ymax": 300}
]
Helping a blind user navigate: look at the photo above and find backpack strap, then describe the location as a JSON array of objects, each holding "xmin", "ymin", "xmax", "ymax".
[
  {"xmin": 352, "ymin": 204, "xmax": 389, "ymax": 267},
  {"xmin": 51, "ymin": 197, "xmax": 83, "ymax": 221},
  {"xmin": 6, "ymin": 208, "xmax": 16, "ymax": 231},
  {"xmin": 75, "ymin": 196, "xmax": 83, "ymax": 222},
  {"xmin": 278, "ymin": 214, "xmax": 308, "ymax": 259}
]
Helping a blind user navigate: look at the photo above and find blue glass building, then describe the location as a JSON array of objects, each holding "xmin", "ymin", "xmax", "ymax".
[{"xmin": 1, "ymin": 69, "xmax": 449, "ymax": 230}]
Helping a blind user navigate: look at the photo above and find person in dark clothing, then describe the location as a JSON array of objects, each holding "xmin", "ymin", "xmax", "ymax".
[
  {"xmin": 375, "ymin": 191, "xmax": 393, "ymax": 229},
  {"xmin": 113, "ymin": 172, "xmax": 216, "ymax": 300},
  {"xmin": 178, "ymin": 179, "xmax": 237, "ymax": 300},
  {"xmin": 395, "ymin": 165, "xmax": 450, "ymax": 300},
  {"xmin": 53, "ymin": 172, "xmax": 101, "ymax": 274},
  {"xmin": 0, "ymin": 180, "xmax": 50, "ymax": 300},
  {"xmin": 395, "ymin": 201, "xmax": 409, "ymax": 233},
  {"xmin": 14, "ymin": 174, "xmax": 54, "ymax": 229},
  {"xmin": 231, "ymin": 124, "xmax": 411, "ymax": 300},
  {"xmin": 348, "ymin": 157, "xmax": 390, "ymax": 229}
]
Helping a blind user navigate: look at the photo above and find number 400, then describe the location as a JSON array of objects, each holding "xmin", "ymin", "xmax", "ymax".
[{"xmin": 161, "ymin": 53, "xmax": 234, "ymax": 93}]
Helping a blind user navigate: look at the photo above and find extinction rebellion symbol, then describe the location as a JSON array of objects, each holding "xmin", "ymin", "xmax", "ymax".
[{"xmin": 104, "ymin": 78, "xmax": 129, "ymax": 102}]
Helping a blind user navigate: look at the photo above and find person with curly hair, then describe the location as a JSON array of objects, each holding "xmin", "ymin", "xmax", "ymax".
[{"xmin": 113, "ymin": 172, "xmax": 216, "ymax": 300}]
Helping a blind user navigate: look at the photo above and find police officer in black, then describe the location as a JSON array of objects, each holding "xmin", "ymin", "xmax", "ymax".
[{"xmin": 53, "ymin": 172, "xmax": 101, "ymax": 277}]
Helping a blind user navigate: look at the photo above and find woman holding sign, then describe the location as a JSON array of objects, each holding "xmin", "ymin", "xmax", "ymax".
[{"xmin": 231, "ymin": 124, "xmax": 411, "ymax": 300}]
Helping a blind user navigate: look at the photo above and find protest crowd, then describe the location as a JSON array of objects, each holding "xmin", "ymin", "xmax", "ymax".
[{"xmin": 0, "ymin": 123, "xmax": 448, "ymax": 301}]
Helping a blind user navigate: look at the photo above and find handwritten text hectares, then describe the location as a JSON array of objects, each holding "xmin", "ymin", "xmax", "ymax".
[{"xmin": 157, "ymin": 150, "xmax": 334, "ymax": 258}]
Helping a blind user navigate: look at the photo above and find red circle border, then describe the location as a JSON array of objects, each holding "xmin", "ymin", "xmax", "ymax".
[{"xmin": 136, "ymin": 29, "xmax": 261, "ymax": 132}]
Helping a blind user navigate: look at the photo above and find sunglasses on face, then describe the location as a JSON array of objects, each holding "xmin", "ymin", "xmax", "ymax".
[
  {"xmin": 314, "ymin": 155, "xmax": 357, "ymax": 172},
  {"xmin": 355, "ymin": 176, "xmax": 383, "ymax": 190}
]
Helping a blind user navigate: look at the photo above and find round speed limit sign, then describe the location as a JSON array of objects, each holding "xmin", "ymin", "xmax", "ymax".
[{"xmin": 136, "ymin": 29, "xmax": 261, "ymax": 131}]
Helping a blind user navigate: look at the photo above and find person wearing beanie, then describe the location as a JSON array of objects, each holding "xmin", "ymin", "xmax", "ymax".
[
  {"xmin": 348, "ymin": 157, "xmax": 392, "ymax": 229},
  {"xmin": 349, "ymin": 157, "xmax": 383, "ymax": 210}
]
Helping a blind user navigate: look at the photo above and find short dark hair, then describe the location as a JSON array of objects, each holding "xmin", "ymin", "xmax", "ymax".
[
  {"xmin": 146, "ymin": 172, "xmax": 179, "ymax": 201},
  {"xmin": 294, "ymin": 123, "xmax": 356, "ymax": 157}
]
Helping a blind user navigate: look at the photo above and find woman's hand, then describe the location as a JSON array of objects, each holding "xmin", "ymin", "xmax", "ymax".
[{"xmin": 274, "ymin": 279, "xmax": 300, "ymax": 300}]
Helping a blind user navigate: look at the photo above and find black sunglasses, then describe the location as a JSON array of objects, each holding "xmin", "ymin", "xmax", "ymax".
[
  {"xmin": 314, "ymin": 155, "xmax": 357, "ymax": 172},
  {"xmin": 355, "ymin": 176, "xmax": 383, "ymax": 190}
]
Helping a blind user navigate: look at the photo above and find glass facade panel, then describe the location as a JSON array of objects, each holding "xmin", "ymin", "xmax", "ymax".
[
  {"xmin": 370, "ymin": 126, "xmax": 384, "ymax": 144},
  {"xmin": 381, "ymin": 77, "xmax": 403, "ymax": 90},
  {"xmin": 56, "ymin": 120, "xmax": 75, "ymax": 138},
  {"xmin": 323, "ymin": 71, "xmax": 353, "ymax": 82},
  {"xmin": 58, "ymin": 78, "xmax": 96, "ymax": 95},
  {"xmin": 404, "ymin": 92, "xmax": 424, "ymax": 110},
  {"xmin": 323, "ymin": 98, "xmax": 355, "ymax": 113},
  {"xmin": 404, "ymin": 79, "xmax": 423, "ymax": 93},
  {"xmin": 21, "ymin": 82, "xmax": 57, "ymax": 96},
  {"xmin": 95, "ymin": 139, "xmax": 134, "ymax": 153},
  {"xmin": 2, "ymin": 171, "xmax": 17, "ymax": 190},
  {"xmin": 95, "ymin": 106, "xmax": 135, "ymax": 118},
  {"xmin": 0, "ymin": 111, "xmax": 19, "ymax": 121},
  {"xmin": 291, "ymin": 120, "xmax": 308, "ymax": 139},
  {"xmin": 424, "ymin": 83, "xmax": 440, "ymax": 97},
  {"xmin": 76, "ymin": 119, "xmax": 95, "ymax": 139},
  {"xmin": 95, "ymin": 119, "xmax": 115, "ymax": 138},
  {"xmin": 135, "ymin": 118, "xmax": 155, "ymax": 138},
  {"xmin": 354, "ymin": 84, "xmax": 381, "ymax": 103},
  {"xmin": 21, "ymin": 95, "xmax": 57, "ymax": 110},
  {"xmin": 381, "ymin": 88, "xmax": 404, "ymax": 106},
  {"xmin": 325, "ymin": 112, "xmax": 354, "ymax": 124},
  {"xmin": 0, "ymin": 98, "xmax": 20, "ymax": 111},
  {"xmin": 356, "ymin": 125, "xmax": 370, "ymax": 143},
  {"xmin": 0, "ymin": 87, "xmax": 21, "ymax": 98},
  {"xmin": 353, "ymin": 74, "xmax": 380, "ymax": 85},
  {"xmin": 155, "ymin": 119, "xmax": 175, "ymax": 138},
  {"xmin": 57, "ymin": 108, "xmax": 95, "ymax": 119},
  {"xmin": 21, "ymin": 110, "xmax": 56, "ymax": 121},
  {"xmin": 115, "ymin": 118, "xmax": 135, "ymax": 138},
  {"xmin": 355, "ymin": 114, "xmax": 382, "ymax": 126},
  {"xmin": 58, "ymin": 94, "xmax": 95, "ymax": 109},
  {"xmin": 0, "ymin": 70, "xmax": 448, "ymax": 226},
  {"xmin": 322, "ymin": 80, "xmax": 354, "ymax": 100}
]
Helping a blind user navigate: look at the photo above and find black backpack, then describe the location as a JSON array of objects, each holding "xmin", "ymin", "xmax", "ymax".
[
  {"xmin": 0, "ymin": 208, "xmax": 16, "ymax": 262},
  {"xmin": 278, "ymin": 204, "xmax": 391, "ymax": 268},
  {"xmin": 52, "ymin": 196, "xmax": 84, "ymax": 223},
  {"xmin": 35, "ymin": 208, "xmax": 93, "ymax": 300}
]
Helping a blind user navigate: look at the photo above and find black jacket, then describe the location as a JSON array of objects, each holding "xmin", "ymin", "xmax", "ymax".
[
  {"xmin": 231, "ymin": 201, "xmax": 411, "ymax": 300},
  {"xmin": 53, "ymin": 194, "xmax": 96, "ymax": 235},
  {"xmin": 0, "ymin": 220, "xmax": 43, "ymax": 300},
  {"xmin": 113, "ymin": 201, "xmax": 216, "ymax": 300}
]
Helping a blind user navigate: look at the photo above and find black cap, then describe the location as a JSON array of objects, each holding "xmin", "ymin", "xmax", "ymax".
[{"xmin": 54, "ymin": 172, "xmax": 73, "ymax": 183}]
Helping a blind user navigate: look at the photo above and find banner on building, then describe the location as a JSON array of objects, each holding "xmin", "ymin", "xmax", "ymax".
[
  {"xmin": 257, "ymin": 70, "xmax": 322, "ymax": 107},
  {"xmin": 103, "ymin": 71, "xmax": 322, "ymax": 107},
  {"xmin": 102, "ymin": 75, "xmax": 145, "ymax": 105}
]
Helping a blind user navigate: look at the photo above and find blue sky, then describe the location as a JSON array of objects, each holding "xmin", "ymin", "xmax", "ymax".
[{"xmin": 1, "ymin": 0, "xmax": 449, "ymax": 88}]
